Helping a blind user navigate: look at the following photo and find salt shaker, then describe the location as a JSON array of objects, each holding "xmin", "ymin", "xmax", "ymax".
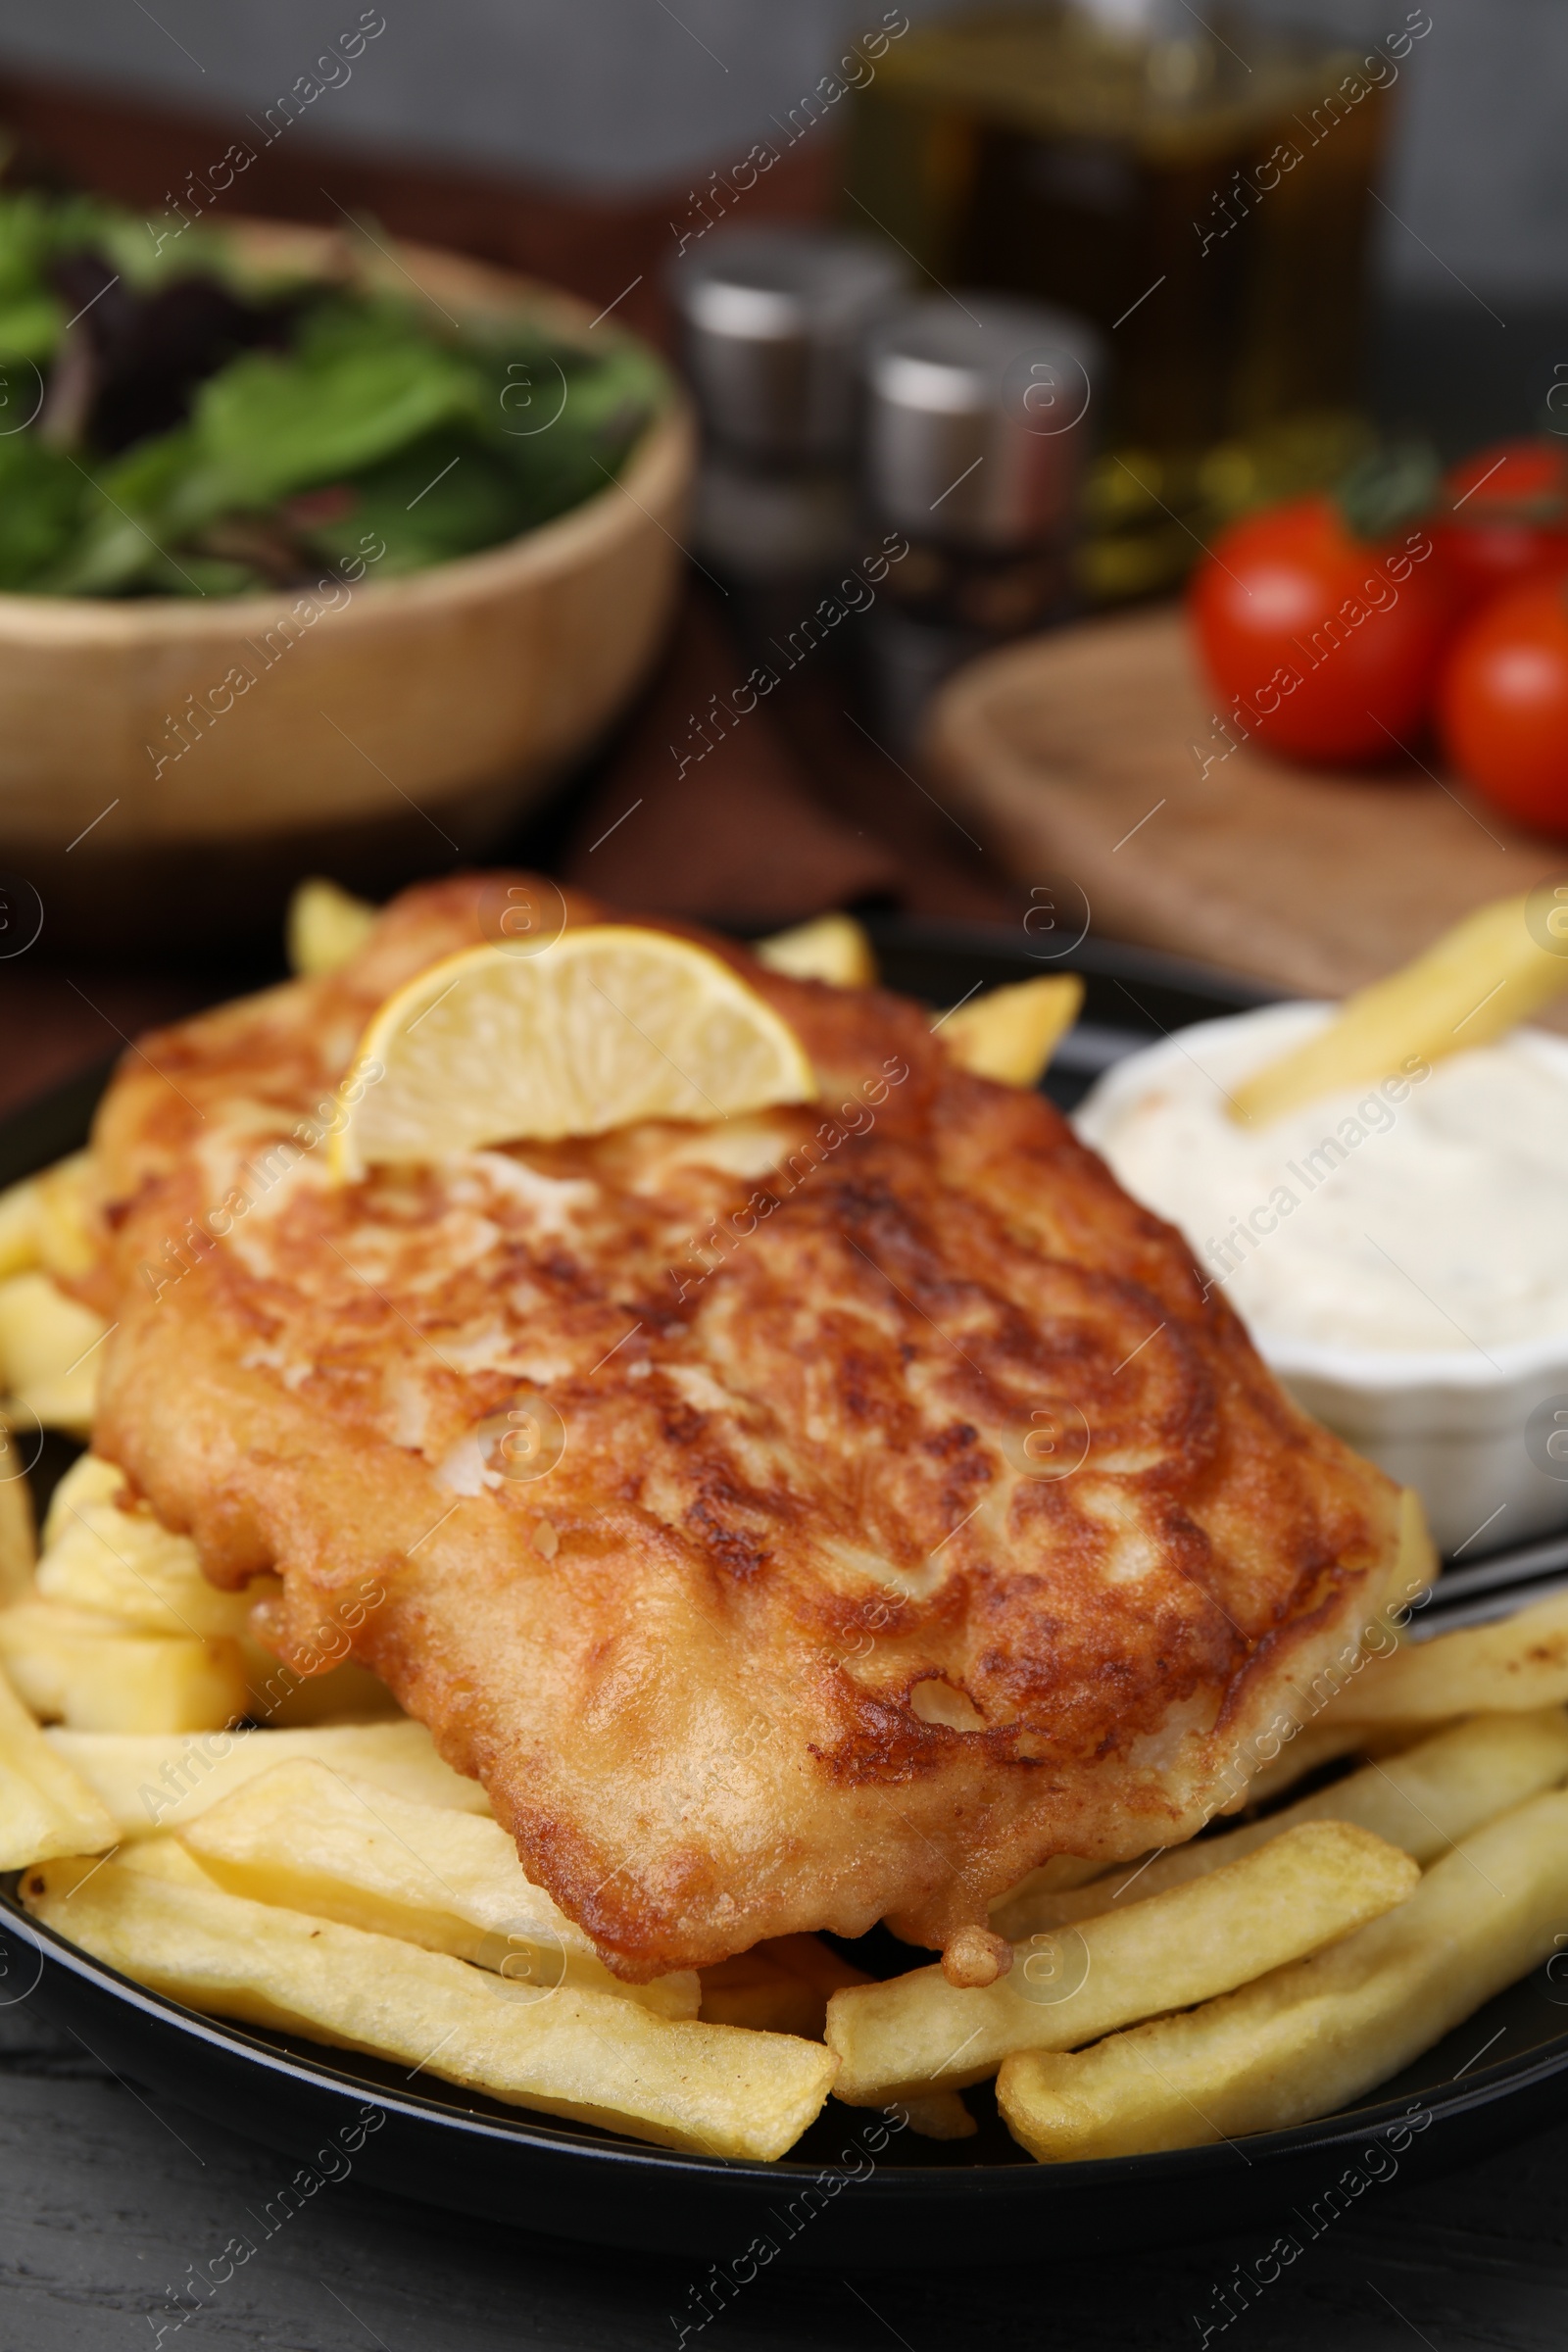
[{"xmin": 670, "ymin": 226, "xmax": 908, "ymax": 639}]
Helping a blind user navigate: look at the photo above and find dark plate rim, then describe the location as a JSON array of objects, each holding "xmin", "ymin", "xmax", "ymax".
[
  {"xmin": 7, "ymin": 1880, "xmax": 1568, "ymax": 2196},
  {"xmin": 5, "ymin": 917, "xmax": 1567, "ymax": 2210},
  {"xmin": 856, "ymin": 911, "xmax": 1293, "ymax": 1011}
]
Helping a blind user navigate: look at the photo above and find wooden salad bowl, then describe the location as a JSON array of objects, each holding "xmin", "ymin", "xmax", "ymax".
[{"xmin": 0, "ymin": 217, "xmax": 694, "ymax": 948}]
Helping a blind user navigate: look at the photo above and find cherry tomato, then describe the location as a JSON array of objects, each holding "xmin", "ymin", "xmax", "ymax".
[
  {"xmin": 1189, "ymin": 496, "xmax": 1454, "ymax": 765},
  {"xmin": 1431, "ymin": 437, "xmax": 1568, "ymax": 614},
  {"xmin": 1439, "ymin": 573, "xmax": 1568, "ymax": 834}
]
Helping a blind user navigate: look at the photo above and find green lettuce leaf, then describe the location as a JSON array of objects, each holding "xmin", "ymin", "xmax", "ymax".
[
  {"xmin": 171, "ymin": 298, "xmax": 485, "ymax": 524},
  {"xmin": 0, "ymin": 435, "xmax": 85, "ymax": 589}
]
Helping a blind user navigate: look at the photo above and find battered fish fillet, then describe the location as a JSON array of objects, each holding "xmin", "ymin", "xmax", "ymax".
[{"xmin": 81, "ymin": 875, "xmax": 1413, "ymax": 1980}]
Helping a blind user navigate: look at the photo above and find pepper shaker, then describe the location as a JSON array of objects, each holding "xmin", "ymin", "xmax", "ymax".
[{"xmin": 858, "ymin": 292, "xmax": 1103, "ymax": 747}]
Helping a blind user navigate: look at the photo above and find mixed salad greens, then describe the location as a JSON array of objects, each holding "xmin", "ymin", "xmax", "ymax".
[{"xmin": 0, "ymin": 190, "xmax": 667, "ymax": 597}]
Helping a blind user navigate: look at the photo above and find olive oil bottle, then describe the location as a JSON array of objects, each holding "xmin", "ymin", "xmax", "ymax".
[{"xmin": 845, "ymin": 0, "xmax": 1415, "ymax": 597}]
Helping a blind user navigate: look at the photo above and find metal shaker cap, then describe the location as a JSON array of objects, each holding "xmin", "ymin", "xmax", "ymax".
[
  {"xmin": 864, "ymin": 296, "xmax": 1103, "ymax": 548},
  {"xmin": 672, "ymin": 227, "xmax": 907, "ymax": 462}
]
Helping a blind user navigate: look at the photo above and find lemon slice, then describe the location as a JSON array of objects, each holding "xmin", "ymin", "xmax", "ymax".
[{"xmin": 332, "ymin": 926, "xmax": 816, "ymax": 1175}]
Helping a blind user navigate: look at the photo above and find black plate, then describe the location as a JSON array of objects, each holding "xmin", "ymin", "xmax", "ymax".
[{"xmin": 4, "ymin": 916, "xmax": 1568, "ymax": 2269}]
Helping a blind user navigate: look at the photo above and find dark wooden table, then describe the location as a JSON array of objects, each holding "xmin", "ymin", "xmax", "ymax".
[{"xmin": 5, "ymin": 1991, "xmax": 1568, "ymax": 2349}]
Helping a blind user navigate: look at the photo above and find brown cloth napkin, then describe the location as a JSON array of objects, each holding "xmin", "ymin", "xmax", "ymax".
[
  {"xmin": 559, "ymin": 600, "xmax": 901, "ymax": 924},
  {"xmin": 559, "ymin": 591, "xmax": 1010, "ymax": 927}
]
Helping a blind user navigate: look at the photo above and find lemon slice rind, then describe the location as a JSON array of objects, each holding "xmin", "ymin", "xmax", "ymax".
[{"xmin": 330, "ymin": 927, "xmax": 816, "ymax": 1178}]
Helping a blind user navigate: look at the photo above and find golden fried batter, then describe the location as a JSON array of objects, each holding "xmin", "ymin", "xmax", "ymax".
[{"xmin": 83, "ymin": 876, "xmax": 1411, "ymax": 1978}]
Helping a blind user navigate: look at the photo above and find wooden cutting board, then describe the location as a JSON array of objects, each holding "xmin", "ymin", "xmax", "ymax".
[{"xmin": 925, "ymin": 604, "xmax": 1568, "ymax": 1024}]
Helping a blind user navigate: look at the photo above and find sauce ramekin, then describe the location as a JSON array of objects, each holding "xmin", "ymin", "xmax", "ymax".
[{"xmin": 1075, "ymin": 1006, "xmax": 1568, "ymax": 1557}]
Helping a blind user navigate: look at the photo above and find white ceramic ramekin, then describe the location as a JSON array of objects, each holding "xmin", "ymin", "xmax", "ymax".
[{"xmin": 1075, "ymin": 1006, "xmax": 1568, "ymax": 1558}]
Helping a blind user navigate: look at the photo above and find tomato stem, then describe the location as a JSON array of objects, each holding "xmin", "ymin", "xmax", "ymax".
[{"xmin": 1335, "ymin": 439, "xmax": 1441, "ymax": 543}]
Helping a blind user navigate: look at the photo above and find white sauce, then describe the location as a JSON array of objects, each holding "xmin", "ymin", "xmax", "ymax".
[{"xmin": 1076, "ymin": 1005, "xmax": 1568, "ymax": 1354}]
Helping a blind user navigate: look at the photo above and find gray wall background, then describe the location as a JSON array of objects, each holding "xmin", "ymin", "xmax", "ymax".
[{"xmin": 0, "ymin": 1, "xmax": 1558, "ymax": 301}]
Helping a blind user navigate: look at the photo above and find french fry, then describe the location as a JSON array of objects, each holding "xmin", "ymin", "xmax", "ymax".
[
  {"xmin": 237, "ymin": 1638, "xmax": 401, "ymax": 1727},
  {"xmin": 826, "ymin": 1822, "xmax": 1418, "ymax": 2105},
  {"xmin": 1231, "ymin": 891, "xmax": 1568, "ymax": 1126},
  {"xmin": 1216, "ymin": 1718, "xmax": 1388, "ymax": 1813},
  {"xmin": 0, "ymin": 1271, "xmax": 108, "ymax": 1394},
  {"xmin": 0, "ymin": 1152, "xmax": 102, "ymax": 1284},
  {"xmin": 0, "ymin": 1270, "xmax": 108, "ymax": 1435},
  {"xmin": 37, "ymin": 1454, "xmax": 261, "ymax": 1639},
  {"xmin": 45, "ymin": 1720, "xmax": 491, "ymax": 1837},
  {"xmin": 999, "ymin": 1853, "xmax": 1110, "ymax": 1902},
  {"xmin": 0, "ymin": 1596, "xmax": 249, "ymax": 1733},
  {"xmin": 701, "ymin": 1933, "xmax": 863, "ymax": 2038},
  {"xmin": 753, "ymin": 912, "xmax": 877, "ymax": 990},
  {"xmin": 286, "ymin": 877, "xmax": 377, "ymax": 979},
  {"xmin": 35, "ymin": 1457, "xmax": 400, "ymax": 1722},
  {"xmin": 41, "ymin": 1451, "xmax": 118, "ymax": 1551},
  {"xmin": 10, "ymin": 1365, "xmax": 97, "ymax": 1438},
  {"xmin": 181, "ymin": 1758, "xmax": 698, "ymax": 2018},
  {"xmin": 0, "ymin": 1172, "xmax": 40, "ymax": 1280},
  {"xmin": 0, "ymin": 1430, "xmax": 34, "ymax": 1605},
  {"xmin": 39, "ymin": 1454, "xmax": 399, "ymax": 1718},
  {"xmin": 895, "ymin": 2090, "xmax": 977, "ymax": 2141},
  {"xmin": 938, "ymin": 974, "xmax": 1084, "ymax": 1088},
  {"xmin": 118, "ymin": 1837, "xmax": 220, "ymax": 1889},
  {"xmin": 998, "ymin": 1787, "xmax": 1568, "ymax": 2161},
  {"xmin": 32, "ymin": 1152, "xmax": 100, "ymax": 1282},
  {"xmin": 1238, "ymin": 1704, "xmax": 1568, "ymax": 1850},
  {"xmin": 991, "ymin": 1710, "xmax": 1568, "ymax": 1938},
  {"xmin": 22, "ymin": 1857, "xmax": 838, "ymax": 2161},
  {"xmin": 0, "ymin": 1660, "xmax": 117, "ymax": 1867},
  {"xmin": 993, "ymin": 1714, "xmax": 1449, "ymax": 1937},
  {"xmin": 982, "ymin": 1852, "xmax": 1108, "ymax": 1937},
  {"xmin": 1322, "ymin": 1589, "xmax": 1568, "ymax": 1725},
  {"xmin": 697, "ymin": 1936, "xmax": 975, "ymax": 2135}
]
